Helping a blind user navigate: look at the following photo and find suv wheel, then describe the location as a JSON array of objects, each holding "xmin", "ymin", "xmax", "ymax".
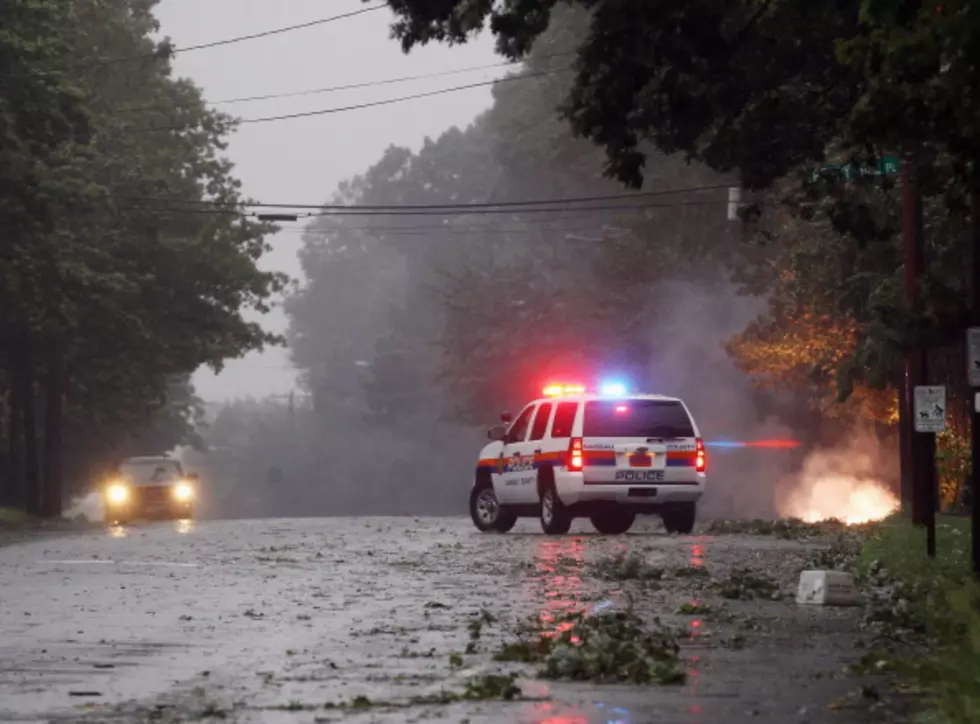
[
  {"xmin": 662, "ymin": 503, "xmax": 696, "ymax": 535},
  {"xmin": 591, "ymin": 508, "xmax": 635, "ymax": 535},
  {"xmin": 539, "ymin": 483, "xmax": 571, "ymax": 535},
  {"xmin": 469, "ymin": 484, "xmax": 516, "ymax": 533}
]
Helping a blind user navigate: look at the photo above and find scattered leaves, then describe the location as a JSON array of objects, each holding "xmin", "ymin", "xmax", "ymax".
[{"xmin": 590, "ymin": 551, "xmax": 664, "ymax": 581}]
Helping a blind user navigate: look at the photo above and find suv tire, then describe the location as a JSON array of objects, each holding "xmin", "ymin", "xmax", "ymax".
[
  {"xmin": 539, "ymin": 479, "xmax": 572, "ymax": 535},
  {"xmin": 591, "ymin": 508, "xmax": 635, "ymax": 535},
  {"xmin": 470, "ymin": 482, "xmax": 516, "ymax": 533},
  {"xmin": 662, "ymin": 502, "xmax": 696, "ymax": 535}
]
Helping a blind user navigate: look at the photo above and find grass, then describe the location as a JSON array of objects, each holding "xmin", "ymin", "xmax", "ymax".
[
  {"xmin": 0, "ymin": 506, "xmax": 33, "ymax": 525},
  {"xmin": 855, "ymin": 514, "xmax": 980, "ymax": 724}
]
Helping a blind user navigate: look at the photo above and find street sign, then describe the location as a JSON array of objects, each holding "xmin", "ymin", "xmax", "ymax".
[
  {"xmin": 968, "ymin": 327, "xmax": 980, "ymax": 387},
  {"xmin": 914, "ymin": 385, "xmax": 947, "ymax": 433},
  {"xmin": 812, "ymin": 154, "xmax": 900, "ymax": 182}
]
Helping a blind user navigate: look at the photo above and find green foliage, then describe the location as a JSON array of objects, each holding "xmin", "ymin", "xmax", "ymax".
[
  {"xmin": 0, "ymin": 0, "xmax": 282, "ymax": 513},
  {"xmin": 495, "ymin": 608, "xmax": 686, "ymax": 685},
  {"xmin": 857, "ymin": 515, "xmax": 980, "ymax": 724},
  {"xmin": 384, "ymin": 0, "xmax": 864, "ymax": 189}
]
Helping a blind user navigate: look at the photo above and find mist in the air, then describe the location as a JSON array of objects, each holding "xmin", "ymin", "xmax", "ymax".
[{"xmin": 154, "ymin": 2, "xmax": 900, "ymax": 525}]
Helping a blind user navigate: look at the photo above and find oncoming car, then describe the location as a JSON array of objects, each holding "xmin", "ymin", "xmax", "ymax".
[
  {"xmin": 469, "ymin": 383, "xmax": 706, "ymax": 536},
  {"xmin": 103, "ymin": 455, "xmax": 199, "ymax": 524}
]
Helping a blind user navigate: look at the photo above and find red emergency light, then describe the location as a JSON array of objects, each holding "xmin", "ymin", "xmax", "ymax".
[{"xmin": 543, "ymin": 383, "xmax": 586, "ymax": 397}]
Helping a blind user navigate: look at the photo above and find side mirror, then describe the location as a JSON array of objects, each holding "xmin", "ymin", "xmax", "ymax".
[
  {"xmin": 487, "ymin": 425, "xmax": 507, "ymax": 441},
  {"xmin": 500, "ymin": 411, "xmax": 512, "ymax": 424}
]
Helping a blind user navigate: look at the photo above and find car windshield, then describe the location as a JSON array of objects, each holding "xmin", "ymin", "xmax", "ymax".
[
  {"xmin": 583, "ymin": 399, "xmax": 695, "ymax": 438},
  {"xmin": 119, "ymin": 460, "xmax": 182, "ymax": 484}
]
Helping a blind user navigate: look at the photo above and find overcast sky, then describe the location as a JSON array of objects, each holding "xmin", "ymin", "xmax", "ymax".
[{"xmin": 154, "ymin": 0, "xmax": 497, "ymax": 401}]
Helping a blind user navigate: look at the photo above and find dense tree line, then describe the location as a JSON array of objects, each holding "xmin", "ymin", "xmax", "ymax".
[{"xmin": 0, "ymin": 0, "xmax": 281, "ymax": 516}]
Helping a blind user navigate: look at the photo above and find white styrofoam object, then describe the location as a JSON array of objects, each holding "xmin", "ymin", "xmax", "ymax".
[{"xmin": 796, "ymin": 570, "xmax": 862, "ymax": 606}]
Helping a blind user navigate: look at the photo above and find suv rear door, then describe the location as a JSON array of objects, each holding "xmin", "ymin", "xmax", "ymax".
[{"xmin": 581, "ymin": 398, "xmax": 699, "ymax": 484}]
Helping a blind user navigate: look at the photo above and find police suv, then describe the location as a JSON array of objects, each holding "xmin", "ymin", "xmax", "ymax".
[{"xmin": 469, "ymin": 383, "xmax": 706, "ymax": 535}]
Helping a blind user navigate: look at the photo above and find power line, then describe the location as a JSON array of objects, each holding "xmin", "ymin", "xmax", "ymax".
[
  {"xmin": 115, "ymin": 199, "xmax": 726, "ymax": 220},
  {"xmin": 127, "ymin": 68, "xmax": 573, "ymax": 132},
  {"xmin": 177, "ymin": 5, "xmax": 385, "ymax": 53},
  {"xmin": 271, "ymin": 223, "xmax": 632, "ymax": 237},
  {"xmin": 116, "ymin": 183, "xmax": 733, "ymax": 213},
  {"xmin": 118, "ymin": 52, "xmax": 577, "ymax": 113},
  {"xmin": 80, "ymin": 5, "xmax": 385, "ymax": 70}
]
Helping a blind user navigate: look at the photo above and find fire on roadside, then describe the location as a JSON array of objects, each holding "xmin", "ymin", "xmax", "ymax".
[
  {"xmin": 781, "ymin": 475, "xmax": 899, "ymax": 525},
  {"xmin": 777, "ymin": 441, "xmax": 900, "ymax": 526}
]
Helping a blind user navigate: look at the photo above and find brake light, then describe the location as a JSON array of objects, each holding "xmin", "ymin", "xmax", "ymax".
[
  {"xmin": 568, "ymin": 437, "xmax": 584, "ymax": 472},
  {"xmin": 696, "ymin": 438, "xmax": 706, "ymax": 473}
]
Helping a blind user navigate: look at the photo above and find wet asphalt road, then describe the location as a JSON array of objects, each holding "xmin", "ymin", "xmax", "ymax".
[{"xmin": 0, "ymin": 517, "xmax": 881, "ymax": 724}]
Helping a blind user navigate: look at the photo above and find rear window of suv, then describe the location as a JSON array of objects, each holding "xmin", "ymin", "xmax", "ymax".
[{"xmin": 583, "ymin": 399, "xmax": 695, "ymax": 438}]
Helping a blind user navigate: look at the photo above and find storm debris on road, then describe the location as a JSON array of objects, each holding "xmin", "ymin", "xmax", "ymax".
[
  {"xmin": 495, "ymin": 608, "xmax": 686, "ymax": 685},
  {"xmin": 706, "ymin": 517, "xmax": 855, "ymax": 540},
  {"xmin": 0, "ymin": 517, "xmax": 909, "ymax": 723},
  {"xmin": 590, "ymin": 550, "xmax": 664, "ymax": 581},
  {"xmin": 715, "ymin": 568, "xmax": 783, "ymax": 600}
]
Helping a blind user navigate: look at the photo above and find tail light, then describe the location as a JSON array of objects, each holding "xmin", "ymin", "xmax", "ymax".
[
  {"xmin": 695, "ymin": 438, "xmax": 706, "ymax": 473},
  {"xmin": 568, "ymin": 437, "xmax": 584, "ymax": 472}
]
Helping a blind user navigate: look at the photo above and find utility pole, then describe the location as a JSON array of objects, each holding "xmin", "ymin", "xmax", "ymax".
[
  {"xmin": 903, "ymin": 150, "xmax": 940, "ymax": 556},
  {"xmin": 969, "ymin": 173, "xmax": 980, "ymax": 578},
  {"xmin": 902, "ymin": 153, "xmax": 928, "ymax": 527}
]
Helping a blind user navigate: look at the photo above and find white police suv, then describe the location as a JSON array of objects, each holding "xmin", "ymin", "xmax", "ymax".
[{"xmin": 469, "ymin": 382, "xmax": 706, "ymax": 535}]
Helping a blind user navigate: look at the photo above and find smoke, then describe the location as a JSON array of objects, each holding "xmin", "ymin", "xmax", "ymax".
[
  {"xmin": 777, "ymin": 427, "xmax": 899, "ymax": 524},
  {"xmin": 648, "ymin": 278, "xmax": 803, "ymax": 519}
]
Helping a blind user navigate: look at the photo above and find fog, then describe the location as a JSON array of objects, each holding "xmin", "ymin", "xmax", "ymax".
[
  {"xmin": 136, "ymin": 1, "xmax": 899, "ymax": 523},
  {"xmin": 154, "ymin": 0, "xmax": 499, "ymax": 400}
]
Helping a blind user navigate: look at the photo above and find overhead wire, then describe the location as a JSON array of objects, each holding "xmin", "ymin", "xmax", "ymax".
[
  {"xmin": 126, "ymin": 68, "xmax": 574, "ymax": 132},
  {"xmin": 115, "ymin": 182, "xmax": 734, "ymax": 213},
  {"xmin": 77, "ymin": 4, "xmax": 386, "ymax": 70},
  {"xmin": 115, "ymin": 52, "xmax": 578, "ymax": 113},
  {"xmin": 114, "ymin": 199, "xmax": 728, "ymax": 220}
]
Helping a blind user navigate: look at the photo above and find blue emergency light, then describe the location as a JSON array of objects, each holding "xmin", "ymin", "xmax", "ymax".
[{"xmin": 599, "ymin": 381, "xmax": 628, "ymax": 397}]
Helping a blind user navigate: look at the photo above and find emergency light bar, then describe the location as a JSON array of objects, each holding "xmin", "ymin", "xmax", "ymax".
[{"xmin": 543, "ymin": 381, "xmax": 629, "ymax": 397}]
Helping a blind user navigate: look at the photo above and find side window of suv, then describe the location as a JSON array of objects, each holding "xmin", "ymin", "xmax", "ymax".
[
  {"xmin": 507, "ymin": 405, "xmax": 536, "ymax": 443},
  {"xmin": 550, "ymin": 402, "xmax": 578, "ymax": 438},
  {"xmin": 528, "ymin": 402, "xmax": 553, "ymax": 442}
]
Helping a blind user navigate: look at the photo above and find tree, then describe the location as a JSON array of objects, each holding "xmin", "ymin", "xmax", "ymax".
[
  {"xmin": 291, "ymin": 3, "xmax": 740, "ymax": 428},
  {"xmin": 380, "ymin": 0, "xmax": 866, "ymax": 189},
  {"xmin": 0, "ymin": 0, "xmax": 100, "ymax": 512},
  {"xmin": 0, "ymin": 0, "xmax": 285, "ymax": 516}
]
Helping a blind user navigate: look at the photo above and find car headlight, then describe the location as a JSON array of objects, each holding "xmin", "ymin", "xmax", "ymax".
[
  {"xmin": 106, "ymin": 483, "xmax": 129, "ymax": 504},
  {"xmin": 173, "ymin": 482, "xmax": 194, "ymax": 502}
]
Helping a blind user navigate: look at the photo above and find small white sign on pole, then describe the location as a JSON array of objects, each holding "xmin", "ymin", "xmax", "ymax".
[
  {"xmin": 727, "ymin": 187, "xmax": 742, "ymax": 222},
  {"xmin": 914, "ymin": 385, "xmax": 947, "ymax": 433},
  {"xmin": 967, "ymin": 327, "xmax": 980, "ymax": 387}
]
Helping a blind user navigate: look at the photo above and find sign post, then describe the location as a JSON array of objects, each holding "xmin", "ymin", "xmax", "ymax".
[
  {"xmin": 968, "ymin": 328, "xmax": 980, "ymax": 388},
  {"xmin": 971, "ymin": 183, "xmax": 980, "ymax": 580},
  {"xmin": 915, "ymin": 385, "xmax": 945, "ymax": 557}
]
